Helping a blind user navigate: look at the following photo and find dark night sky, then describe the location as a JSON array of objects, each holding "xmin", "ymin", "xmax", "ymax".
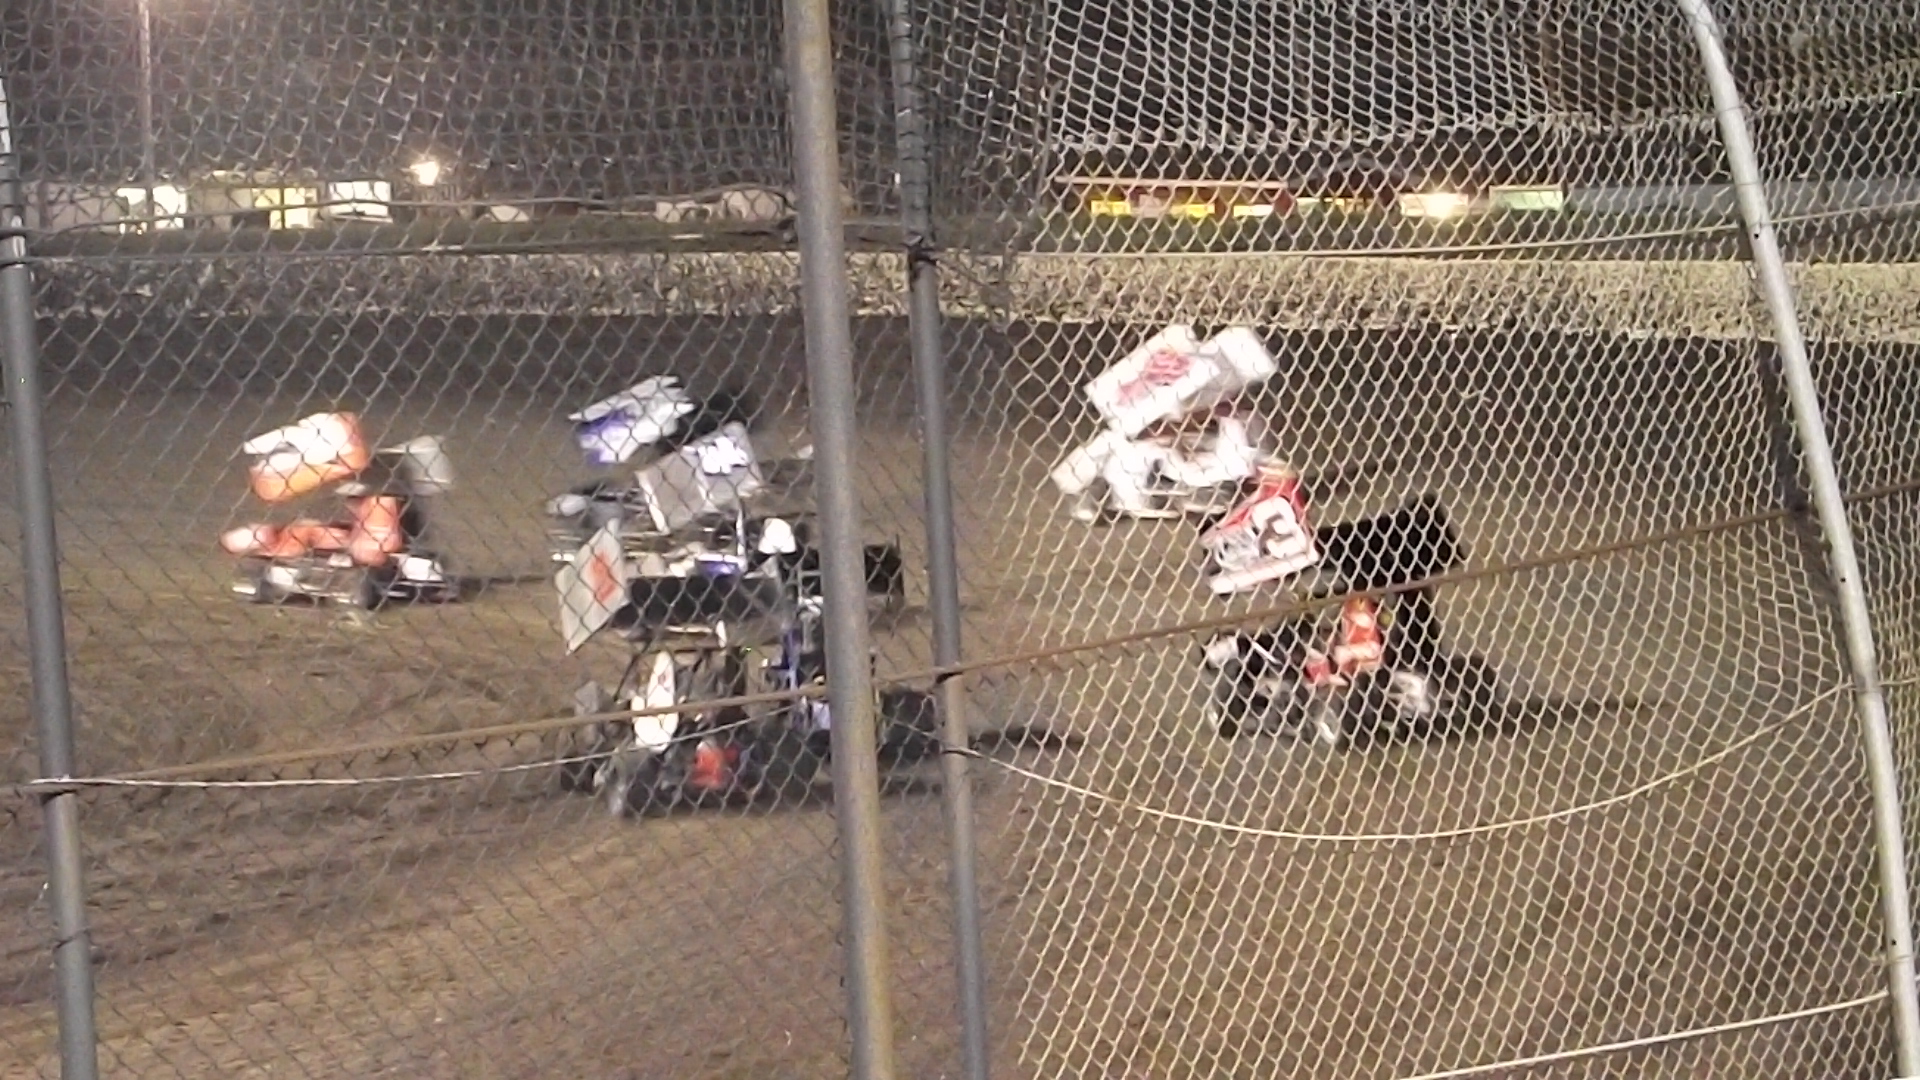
[{"xmin": 3, "ymin": 0, "xmax": 1917, "ymax": 200}]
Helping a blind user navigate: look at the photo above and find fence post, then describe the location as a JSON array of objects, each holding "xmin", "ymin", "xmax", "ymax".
[
  {"xmin": 0, "ymin": 77, "xmax": 102, "ymax": 1080},
  {"xmin": 1676, "ymin": 1, "xmax": 1920, "ymax": 1074},
  {"xmin": 877, "ymin": 2, "xmax": 993, "ymax": 1078},
  {"xmin": 780, "ymin": 1, "xmax": 903, "ymax": 1078}
]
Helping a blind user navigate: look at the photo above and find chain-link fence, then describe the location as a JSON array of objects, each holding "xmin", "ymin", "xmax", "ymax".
[{"xmin": 6, "ymin": 0, "xmax": 1920, "ymax": 1077}]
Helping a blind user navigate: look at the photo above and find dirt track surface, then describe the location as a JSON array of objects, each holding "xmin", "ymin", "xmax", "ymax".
[{"xmin": 2, "ymin": 315, "xmax": 1918, "ymax": 1078}]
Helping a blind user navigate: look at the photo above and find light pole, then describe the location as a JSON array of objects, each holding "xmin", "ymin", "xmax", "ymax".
[{"xmin": 136, "ymin": 0, "xmax": 156, "ymax": 224}]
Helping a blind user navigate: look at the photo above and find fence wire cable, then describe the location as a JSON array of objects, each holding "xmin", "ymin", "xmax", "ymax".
[
  {"xmin": 16, "ymin": 708, "xmax": 775, "ymax": 795},
  {"xmin": 10, "ymin": 477, "xmax": 1912, "ymax": 803},
  {"xmin": 949, "ymin": 682, "xmax": 1860, "ymax": 845},
  {"xmin": 21, "ymin": 754, "xmax": 608, "ymax": 793},
  {"xmin": 19, "ymin": 196, "xmax": 1920, "ymax": 265},
  {"xmin": 18, "ymin": 650, "xmax": 1911, "ymax": 861},
  {"xmin": 0, "ymin": 680, "xmax": 832, "ymax": 796},
  {"xmin": 12, "ymin": 678, "xmax": 1838, "ymax": 810},
  {"xmin": 904, "ymin": 477, "xmax": 1920, "ymax": 687},
  {"xmin": 1031, "ymin": 196, "xmax": 1920, "ymax": 261},
  {"xmin": 1389, "ymin": 991, "xmax": 1891, "ymax": 1080}
]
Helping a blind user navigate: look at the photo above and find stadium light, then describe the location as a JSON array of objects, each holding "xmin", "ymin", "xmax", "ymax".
[{"xmin": 1398, "ymin": 191, "xmax": 1473, "ymax": 220}]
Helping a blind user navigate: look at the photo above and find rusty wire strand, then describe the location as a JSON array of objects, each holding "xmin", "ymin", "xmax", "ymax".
[{"xmin": 8, "ymin": 475, "xmax": 1911, "ymax": 799}]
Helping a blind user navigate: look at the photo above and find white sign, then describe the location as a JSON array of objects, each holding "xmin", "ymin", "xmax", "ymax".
[{"xmin": 555, "ymin": 521, "xmax": 632, "ymax": 653}]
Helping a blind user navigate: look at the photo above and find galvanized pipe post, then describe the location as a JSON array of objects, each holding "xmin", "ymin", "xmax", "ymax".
[
  {"xmin": 136, "ymin": 0, "xmax": 157, "ymax": 220},
  {"xmin": 781, "ymin": 1, "xmax": 902, "ymax": 1078},
  {"xmin": 0, "ymin": 77, "xmax": 102, "ymax": 1080},
  {"xmin": 877, "ymin": 1, "xmax": 991, "ymax": 1076},
  {"xmin": 1677, "ymin": 0, "xmax": 1920, "ymax": 1073}
]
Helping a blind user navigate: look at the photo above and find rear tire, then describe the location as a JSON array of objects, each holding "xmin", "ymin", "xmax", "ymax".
[
  {"xmin": 558, "ymin": 723, "xmax": 620, "ymax": 793},
  {"xmin": 350, "ymin": 569, "xmax": 386, "ymax": 611},
  {"xmin": 602, "ymin": 745, "xmax": 648, "ymax": 818},
  {"xmin": 614, "ymin": 751, "xmax": 670, "ymax": 817},
  {"xmin": 247, "ymin": 566, "xmax": 287, "ymax": 605}
]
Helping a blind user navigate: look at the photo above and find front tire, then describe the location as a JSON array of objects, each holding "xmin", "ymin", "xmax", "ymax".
[{"xmin": 247, "ymin": 565, "xmax": 288, "ymax": 605}]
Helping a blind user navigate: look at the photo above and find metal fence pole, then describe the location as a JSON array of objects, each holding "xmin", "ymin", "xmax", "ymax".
[
  {"xmin": 1676, "ymin": 1, "xmax": 1920, "ymax": 1074},
  {"xmin": 878, "ymin": 1, "xmax": 992, "ymax": 1075},
  {"xmin": 781, "ymin": 1, "xmax": 902, "ymax": 1077},
  {"xmin": 0, "ymin": 77, "xmax": 102, "ymax": 1080},
  {"xmin": 136, "ymin": 0, "xmax": 157, "ymax": 221}
]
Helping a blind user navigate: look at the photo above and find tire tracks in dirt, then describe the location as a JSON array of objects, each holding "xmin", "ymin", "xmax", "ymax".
[{"xmin": 4, "ymin": 801, "xmax": 849, "ymax": 1078}]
